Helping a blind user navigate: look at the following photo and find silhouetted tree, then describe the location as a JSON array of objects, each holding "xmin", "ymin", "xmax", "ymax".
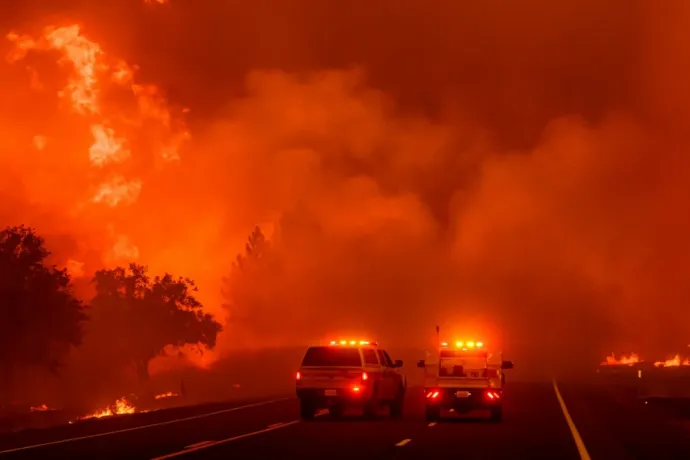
[
  {"xmin": 236, "ymin": 226, "xmax": 271, "ymax": 273},
  {"xmin": 91, "ymin": 263, "xmax": 221, "ymax": 381},
  {"xmin": 222, "ymin": 226, "xmax": 274, "ymax": 325},
  {"xmin": 0, "ymin": 225, "xmax": 86, "ymax": 399}
]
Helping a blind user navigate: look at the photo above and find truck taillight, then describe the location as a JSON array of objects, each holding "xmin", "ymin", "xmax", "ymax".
[
  {"xmin": 296, "ymin": 371, "xmax": 301, "ymax": 381},
  {"xmin": 485, "ymin": 390, "xmax": 500, "ymax": 400},
  {"xmin": 426, "ymin": 389, "xmax": 440, "ymax": 399},
  {"xmin": 361, "ymin": 372, "xmax": 368, "ymax": 382}
]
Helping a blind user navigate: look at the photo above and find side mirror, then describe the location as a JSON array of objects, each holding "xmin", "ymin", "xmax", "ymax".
[
  {"xmin": 394, "ymin": 359, "xmax": 403, "ymax": 368},
  {"xmin": 501, "ymin": 360, "xmax": 514, "ymax": 370},
  {"xmin": 417, "ymin": 359, "xmax": 426, "ymax": 368}
]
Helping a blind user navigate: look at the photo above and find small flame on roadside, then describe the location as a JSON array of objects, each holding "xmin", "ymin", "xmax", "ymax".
[
  {"xmin": 653, "ymin": 355, "xmax": 690, "ymax": 368},
  {"xmin": 602, "ymin": 353, "xmax": 640, "ymax": 366},
  {"xmin": 30, "ymin": 404, "xmax": 50, "ymax": 412},
  {"xmin": 154, "ymin": 392, "xmax": 179, "ymax": 400},
  {"xmin": 79, "ymin": 397, "xmax": 136, "ymax": 420}
]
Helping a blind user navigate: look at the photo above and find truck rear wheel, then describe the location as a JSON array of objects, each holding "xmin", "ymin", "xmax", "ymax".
[
  {"xmin": 299, "ymin": 399, "xmax": 316, "ymax": 420},
  {"xmin": 390, "ymin": 385, "xmax": 405, "ymax": 419},
  {"xmin": 363, "ymin": 401, "xmax": 377, "ymax": 419},
  {"xmin": 489, "ymin": 405, "xmax": 503, "ymax": 422},
  {"xmin": 363, "ymin": 383, "xmax": 380, "ymax": 419},
  {"xmin": 329, "ymin": 404, "xmax": 344, "ymax": 419},
  {"xmin": 425, "ymin": 405, "xmax": 441, "ymax": 422}
]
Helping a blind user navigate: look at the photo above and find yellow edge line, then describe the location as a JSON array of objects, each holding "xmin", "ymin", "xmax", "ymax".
[{"xmin": 552, "ymin": 380, "xmax": 592, "ymax": 460}]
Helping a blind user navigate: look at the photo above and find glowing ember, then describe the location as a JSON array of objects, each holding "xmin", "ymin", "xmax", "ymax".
[
  {"xmin": 65, "ymin": 259, "xmax": 86, "ymax": 278},
  {"xmin": 32, "ymin": 135, "xmax": 47, "ymax": 151},
  {"xmin": 601, "ymin": 353, "xmax": 640, "ymax": 366},
  {"xmin": 92, "ymin": 176, "xmax": 142, "ymax": 207},
  {"xmin": 154, "ymin": 392, "xmax": 179, "ymax": 400},
  {"xmin": 44, "ymin": 25, "xmax": 104, "ymax": 115},
  {"xmin": 30, "ymin": 404, "xmax": 49, "ymax": 412},
  {"xmin": 6, "ymin": 32, "xmax": 37, "ymax": 62},
  {"xmin": 654, "ymin": 355, "xmax": 690, "ymax": 367},
  {"xmin": 79, "ymin": 397, "xmax": 136, "ymax": 420},
  {"xmin": 89, "ymin": 124, "xmax": 130, "ymax": 167},
  {"xmin": 111, "ymin": 234, "xmax": 140, "ymax": 262}
]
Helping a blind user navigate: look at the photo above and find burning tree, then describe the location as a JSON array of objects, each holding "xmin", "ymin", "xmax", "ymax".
[
  {"xmin": 0, "ymin": 226, "xmax": 87, "ymax": 400},
  {"xmin": 91, "ymin": 263, "xmax": 221, "ymax": 381}
]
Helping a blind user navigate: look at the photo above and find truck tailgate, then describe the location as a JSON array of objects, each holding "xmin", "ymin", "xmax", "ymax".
[{"xmin": 300, "ymin": 367, "xmax": 363, "ymax": 389}]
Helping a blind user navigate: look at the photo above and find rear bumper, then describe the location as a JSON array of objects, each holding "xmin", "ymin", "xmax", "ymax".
[
  {"xmin": 425, "ymin": 387, "xmax": 502, "ymax": 409},
  {"xmin": 297, "ymin": 387, "xmax": 373, "ymax": 406}
]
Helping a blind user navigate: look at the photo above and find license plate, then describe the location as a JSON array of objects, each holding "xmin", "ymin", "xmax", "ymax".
[
  {"xmin": 325, "ymin": 389, "xmax": 337, "ymax": 396},
  {"xmin": 456, "ymin": 391, "xmax": 471, "ymax": 398}
]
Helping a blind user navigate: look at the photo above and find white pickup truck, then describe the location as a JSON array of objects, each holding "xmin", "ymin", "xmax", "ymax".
[{"xmin": 417, "ymin": 342, "xmax": 513, "ymax": 422}]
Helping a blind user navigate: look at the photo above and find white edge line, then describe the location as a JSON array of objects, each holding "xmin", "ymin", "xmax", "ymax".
[
  {"xmin": 552, "ymin": 380, "xmax": 592, "ymax": 460},
  {"xmin": 152, "ymin": 420, "xmax": 300, "ymax": 460},
  {"xmin": 0, "ymin": 397, "xmax": 294, "ymax": 455},
  {"xmin": 267, "ymin": 422, "xmax": 283, "ymax": 428},
  {"xmin": 184, "ymin": 441, "xmax": 213, "ymax": 450}
]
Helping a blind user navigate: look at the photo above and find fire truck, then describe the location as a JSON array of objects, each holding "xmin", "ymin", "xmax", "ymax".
[{"xmin": 417, "ymin": 340, "xmax": 513, "ymax": 422}]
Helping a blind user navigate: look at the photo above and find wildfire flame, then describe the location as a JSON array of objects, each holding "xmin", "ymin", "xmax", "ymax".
[
  {"xmin": 6, "ymin": 23, "xmax": 189, "ymax": 267},
  {"xmin": 79, "ymin": 397, "xmax": 136, "ymax": 420},
  {"xmin": 92, "ymin": 176, "xmax": 142, "ymax": 207},
  {"xmin": 154, "ymin": 392, "xmax": 179, "ymax": 399},
  {"xmin": 653, "ymin": 355, "xmax": 690, "ymax": 368},
  {"xmin": 601, "ymin": 353, "xmax": 640, "ymax": 366}
]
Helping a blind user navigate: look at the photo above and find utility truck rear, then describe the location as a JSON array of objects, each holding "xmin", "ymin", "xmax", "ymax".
[{"xmin": 417, "ymin": 340, "xmax": 513, "ymax": 422}]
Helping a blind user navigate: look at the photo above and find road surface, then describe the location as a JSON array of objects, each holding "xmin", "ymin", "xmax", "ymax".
[{"xmin": 0, "ymin": 381, "xmax": 688, "ymax": 459}]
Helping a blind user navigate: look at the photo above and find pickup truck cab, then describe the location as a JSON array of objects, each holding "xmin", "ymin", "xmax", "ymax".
[
  {"xmin": 417, "ymin": 340, "xmax": 513, "ymax": 422},
  {"xmin": 296, "ymin": 340, "xmax": 406, "ymax": 419}
]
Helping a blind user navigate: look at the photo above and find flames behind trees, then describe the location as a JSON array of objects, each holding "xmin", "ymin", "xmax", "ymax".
[
  {"xmin": 91, "ymin": 263, "xmax": 221, "ymax": 381},
  {"xmin": 1, "ymin": 0, "xmax": 690, "ymax": 397},
  {"xmin": 0, "ymin": 225, "xmax": 221, "ymax": 407}
]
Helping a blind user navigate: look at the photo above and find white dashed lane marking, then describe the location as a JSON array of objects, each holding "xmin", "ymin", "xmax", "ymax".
[
  {"xmin": 151, "ymin": 420, "xmax": 301, "ymax": 460},
  {"xmin": 396, "ymin": 439, "xmax": 411, "ymax": 447}
]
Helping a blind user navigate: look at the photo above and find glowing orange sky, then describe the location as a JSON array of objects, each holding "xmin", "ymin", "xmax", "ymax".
[{"xmin": 0, "ymin": 0, "xmax": 689, "ymax": 369}]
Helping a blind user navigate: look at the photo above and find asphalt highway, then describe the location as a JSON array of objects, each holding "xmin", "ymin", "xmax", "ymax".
[{"xmin": 0, "ymin": 381, "xmax": 688, "ymax": 459}]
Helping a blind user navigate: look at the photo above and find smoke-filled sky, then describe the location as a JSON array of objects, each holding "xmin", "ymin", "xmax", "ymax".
[{"xmin": 1, "ymin": 0, "xmax": 690, "ymax": 367}]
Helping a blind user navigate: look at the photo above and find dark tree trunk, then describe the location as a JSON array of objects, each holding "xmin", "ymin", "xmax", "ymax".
[
  {"xmin": 134, "ymin": 359, "xmax": 150, "ymax": 382},
  {"xmin": 0, "ymin": 363, "xmax": 14, "ymax": 406}
]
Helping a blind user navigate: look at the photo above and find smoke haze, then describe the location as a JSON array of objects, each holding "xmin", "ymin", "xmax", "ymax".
[{"xmin": 1, "ymin": 0, "xmax": 689, "ymax": 377}]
